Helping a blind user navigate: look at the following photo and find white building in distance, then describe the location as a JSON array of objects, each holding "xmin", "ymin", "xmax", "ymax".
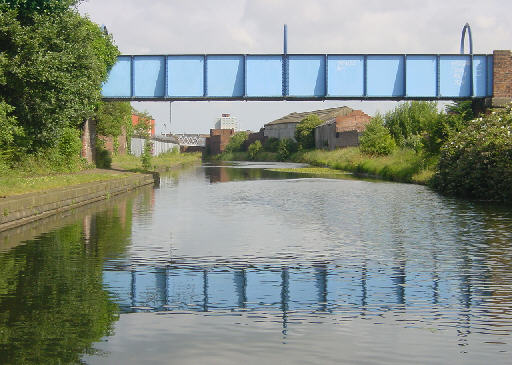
[{"xmin": 215, "ymin": 114, "xmax": 239, "ymax": 131}]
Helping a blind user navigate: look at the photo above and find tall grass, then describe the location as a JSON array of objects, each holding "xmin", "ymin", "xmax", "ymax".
[
  {"xmin": 301, "ymin": 147, "xmax": 437, "ymax": 184},
  {"xmin": 112, "ymin": 151, "xmax": 201, "ymax": 172}
]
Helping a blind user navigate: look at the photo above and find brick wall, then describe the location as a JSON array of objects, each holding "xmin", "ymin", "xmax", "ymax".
[
  {"xmin": 205, "ymin": 129, "xmax": 234, "ymax": 155},
  {"xmin": 81, "ymin": 118, "xmax": 96, "ymax": 164},
  {"xmin": 492, "ymin": 50, "xmax": 512, "ymax": 106}
]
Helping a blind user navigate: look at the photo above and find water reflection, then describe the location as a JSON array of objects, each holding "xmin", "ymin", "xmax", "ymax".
[
  {"xmin": 0, "ymin": 191, "xmax": 140, "ymax": 364},
  {"xmin": 1, "ymin": 163, "xmax": 512, "ymax": 364}
]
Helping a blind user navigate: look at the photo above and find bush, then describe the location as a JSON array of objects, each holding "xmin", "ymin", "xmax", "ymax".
[
  {"xmin": 384, "ymin": 101, "xmax": 440, "ymax": 147},
  {"xmin": 141, "ymin": 140, "xmax": 152, "ymax": 170},
  {"xmin": 248, "ymin": 140, "xmax": 262, "ymax": 160},
  {"xmin": 295, "ymin": 114, "xmax": 323, "ymax": 149},
  {"xmin": 434, "ymin": 106, "xmax": 512, "ymax": 202},
  {"xmin": 225, "ymin": 131, "xmax": 249, "ymax": 153},
  {"xmin": 58, "ymin": 127, "xmax": 82, "ymax": 160},
  {"xmin": 277, "ymin": 138, "xmax": 298, "ymax": 161},
  {"xmin": 95, "ymin": 147, "xmax": 112, "ymax": 169},
  {"xmin": 263, "ymin": 137, "xmax": 280, "ymax": 152},
  {"xmin": 360, "ymin": 115, "xmax": 396, "ymax": 156}
]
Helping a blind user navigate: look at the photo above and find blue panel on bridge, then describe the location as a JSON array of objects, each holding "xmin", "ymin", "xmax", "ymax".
[
  {"xmin": 487, "ymin": 55, "xmax": 493, "ymax": 95},
  {"xmin": 134, "ymin": 56, "xmax": 165, "ymax": 98},
  {"xmin": 102, "ymin": 56, "xmax": 131, "ymax": 97},
  {"xmin": 288, "ymin": 55, "xmax": 326, "ymax": 97},
  {"xmin": 367, "ymin": 55, "xmax": 405, "ymax": 97},
  {"xmin": 246, "ymin": 55, "xmax": 283, "ymax": 97},
  {"xmin": 473, "ymin": 55, "xmax": 488, "ymax": 97},
  {"xmin": 167, "ymin": 55, "xmax": 204, "ymax": 97},
  {"xmin": 440, "ymin": 55, "xmax": 471, "ymax": 97},
  {"xmin": 206, "ymin": 55, "xmax": 245, "ymax": 97},
  {"xmin": 327, "ymin": 55, "xmax": 364, "ymax": 97},
  {"xmin": 406, "ymin": 55, "xmax": 437, "ymax": 97},
  {"xmin": 102, "ymin": 54, "xmax": 493, "ymax": 100}
]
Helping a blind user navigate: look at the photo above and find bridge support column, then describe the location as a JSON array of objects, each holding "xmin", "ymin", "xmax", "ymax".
[{"xmin": 489, "ymin": 50, "xmax": 512, "ymax": 108}]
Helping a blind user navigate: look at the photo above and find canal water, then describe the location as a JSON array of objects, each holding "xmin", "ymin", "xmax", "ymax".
[{"xmin": 1, "ymin": 162, "xmax": 512, "ymax": 364}]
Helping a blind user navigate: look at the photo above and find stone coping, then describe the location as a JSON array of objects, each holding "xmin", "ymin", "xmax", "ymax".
[{"xmin": 0, "ymin": 173, "xmax": 154, "ymax": 233}]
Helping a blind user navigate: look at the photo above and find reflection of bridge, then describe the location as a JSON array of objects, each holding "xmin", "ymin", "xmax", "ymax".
[{"xmin": 103, "ymin": 262, "xmax": 482, "ymax": 316}]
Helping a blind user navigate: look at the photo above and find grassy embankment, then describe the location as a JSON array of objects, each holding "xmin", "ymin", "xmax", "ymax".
[
  {"xmin": 112, "ymin": 151, "xmax": 202, "ymax": 172},
  {"xmin": 0, "ymin": 152, "xmax": 202, "ymax": 198},
  {"xmin": 212, "ymin": 148, "xmax": 436, "ymax": 185},
  {"xmin": 298, "ymin": 147, "xmax": 438, "ymax": 185}
]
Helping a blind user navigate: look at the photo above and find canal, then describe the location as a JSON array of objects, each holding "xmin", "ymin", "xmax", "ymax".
[{"xmin": 1, "ymin": 162, "xmax": 511, "ymax": 364}]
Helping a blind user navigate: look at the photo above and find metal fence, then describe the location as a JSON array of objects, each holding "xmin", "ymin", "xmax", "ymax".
[{"xmin": 130, "ymin": 136, "xmax": 179, "ymax": 157}]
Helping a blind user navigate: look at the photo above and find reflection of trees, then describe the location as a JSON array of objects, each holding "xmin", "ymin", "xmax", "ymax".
[{"xmin": 0, "ymin": 201, "xmax": 134, "ymax": 364}]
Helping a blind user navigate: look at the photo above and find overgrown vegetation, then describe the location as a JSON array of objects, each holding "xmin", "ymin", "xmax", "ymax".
[
  {"xmin": 295, "ymin": 114, "xmax": 323, "ymax": 149},
  {"xmin": 434, "ymin": 105, "xmax": 512, "ymax": 201},
  {"xmin": 359, "ymin": 115, "xmax": 396, "ymax": 156},
  {"xmin": 112, "ymin": 150, "xmax": 201, "ymax": 172},
  {"xmin": 248, "ymin": 140, "xmax": 262, "ymax": 160},
  {"xmin": 0, "ymin": 1, "xmax": 119, "ymax": 176},
  {"xmin": 225, "ymin": 131, "xmax": 249, "ymax": 153}
]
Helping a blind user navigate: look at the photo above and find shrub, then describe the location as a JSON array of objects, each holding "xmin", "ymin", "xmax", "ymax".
[
  {"xmin": 434, "ymin": 106, "xmax": 512, "ymax": 202},
  {"xmin": 360, "ymin": 115, "xmax": 396, "ymax": 156},
  {"xmin": 248, "ymin": 140, "xmax": 262, "ymax": 160},
  {"xmin": 295, "ymin": 114, "xmax": 323, "ymax": 149},
  {"xmin": 384, "ymin": 101, "xmax": 440, "ymax": 147},
  {"xmin": 263, "ymin": 137, "xmax": 280, "ymax": 152},
  {"xmin": 95, "ymin": 147, "xmax": 112, "ymax": 169},
  {"xmin": 141, "ymin": 140, "xmax": 152, "ymax": 170},
  {"xmin": 277, "ymin": 138, "xmax": 298, "ymax": 161},
  {"xmin": 225, "ymin": 131, "xmax": 249, "ymax": 153},
  {"xmin": 58, "ymin": 127, "xmax": 82, "ymax": 160}
]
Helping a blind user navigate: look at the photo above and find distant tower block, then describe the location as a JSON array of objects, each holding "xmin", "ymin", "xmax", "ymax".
[{"xmin": 215, "ymin": 114, "xmax": 240, "ymax": 131}]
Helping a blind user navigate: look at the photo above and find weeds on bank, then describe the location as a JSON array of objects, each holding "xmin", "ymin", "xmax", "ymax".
[{"xmin": 112, "ymin": 151, "xmax": 202, "ymax": 172}]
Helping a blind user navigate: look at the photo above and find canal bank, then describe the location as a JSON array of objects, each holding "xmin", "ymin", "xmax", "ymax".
[{"xmin": 0, "ymin": 172, "xmax": 155, "ymax": 233}]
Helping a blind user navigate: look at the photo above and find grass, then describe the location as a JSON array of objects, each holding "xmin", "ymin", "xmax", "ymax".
[
  {"xmin": 112, "ymin": 151, "xmax": 202, "ymax": 172},
  {"xmin": 267, "ymin": 167, "xmax": 351, "ymax": 176},
  {"xmin": 299, "ymin": 147, "xmax": 438, "ymax": 185},
  {"xmin": 0, "ymin": 172, "xmax": 132, "ymax": 197},
  {"xmin": 212, "ymin": 151, "xmax": 279, "ymax": 162}
]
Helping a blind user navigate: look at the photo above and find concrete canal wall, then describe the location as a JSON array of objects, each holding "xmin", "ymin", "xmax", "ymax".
[{"xmin": 0, "ymin": 173, "xmax": 154, "ymax": 233}]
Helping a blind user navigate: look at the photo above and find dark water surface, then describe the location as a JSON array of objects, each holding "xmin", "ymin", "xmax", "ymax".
[{"xmin": 1, "ymin": 162, "xmax": 512, "ymax": 364}]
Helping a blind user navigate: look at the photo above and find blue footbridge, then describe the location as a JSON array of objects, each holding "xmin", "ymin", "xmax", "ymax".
[{"xmin": 102, "ymin": 24, "xmax": 495, "ymax": 102}]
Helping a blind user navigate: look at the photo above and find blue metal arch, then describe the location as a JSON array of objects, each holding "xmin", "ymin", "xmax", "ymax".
[{"xmin": 460, "ymin": 23, "xmax": 473, "ymax": 55}]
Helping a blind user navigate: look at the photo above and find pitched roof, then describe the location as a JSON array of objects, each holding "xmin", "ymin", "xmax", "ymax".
[{"xmin": 264, "ymin": 106, "xmax": 354, "ymax": 126}]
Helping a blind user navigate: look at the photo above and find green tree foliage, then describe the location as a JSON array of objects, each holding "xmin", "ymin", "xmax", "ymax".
[
  {"xmin": 248, "ymin": 140, "xmax": 262, "ymax": 160},
  {"xmin": 0, "ymin": 0, "xmax": 80, "ymax": 21},
  {"xmin": 225, "ymin": 131, "xmax": 249, "ymax": 153},
  {"xmin": 384, "ymin": 101, "xmax": 439, "ymax": 147},
  {"xmin": 263, "ymin": 137, "xmax": 280, "ymax": 152},
  {"xmin": 133, "ymin": 111, "xmax": 154, "ymax": 169},
  {"xmin": 434, "ymin": 106, "xmax": 512, "ymax": 202},
  {"xmin": 277, "ymin": 138, "xmax": 298, "ymax": 161},
  {"xmin": 295, "ymin": 114, "xmax": 323, "ymax": 149},
  {"xmin": 0, "ymin": 8, "xmax": 119, "ymax": 151},
  {"xmin": 359, "ymin": 115, "xmax": 397, "ymax": 156},
  {"xmin": 95, "ymin": 101, "xmax": 132, "ymax": 138}
]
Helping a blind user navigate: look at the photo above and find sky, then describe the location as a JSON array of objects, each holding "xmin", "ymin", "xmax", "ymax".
[{"xmin": 77, "ymin": 0, "xmax": 512, "ymax": 134}]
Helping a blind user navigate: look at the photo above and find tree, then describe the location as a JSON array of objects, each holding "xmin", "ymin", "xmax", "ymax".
[
  {"xmin": 225, "ymin": 131, "xmax": 249, "ymax": 153},
  {"xmin": 295, "ymin": 114, "xmax": 323, "ymax": 149},
  {"xmin": 434, "ymin": 106, "xmax": 512, "ymax": 202},
  {"xmin": 248, "ymin": 140, "xmax": 262, "ymax": 160},
  {"xmin": 0, "ymin": 8, "xmax": 119, "ymax": 151},
  {"xmin": 95, "ymin": 101, "xmax": 132, "ymax": 138},
  {"xmin": 384, "ymin": 101, "xmax": 439, "ymax": 147},
  {"xmin": 359, "ymin": 115, "xmax": 396, "ymax": 156},
  {"xmin": 1, "ymin": 0, "xmax": 81, "ymax": 22}
]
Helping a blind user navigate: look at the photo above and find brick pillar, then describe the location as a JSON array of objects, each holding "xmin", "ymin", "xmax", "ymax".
[
  {"xmin": 491, "ymin": 50, "xmax": 512, "ymax": 107},
  {"xmin": 81, "ymin": 118, "xmax": 96, "ymax": 164}
]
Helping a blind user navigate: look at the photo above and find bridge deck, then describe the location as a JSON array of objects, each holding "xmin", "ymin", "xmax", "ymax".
[{"xmin": 102, "ymin": 54, "xmax": 493, "ymax": 101}]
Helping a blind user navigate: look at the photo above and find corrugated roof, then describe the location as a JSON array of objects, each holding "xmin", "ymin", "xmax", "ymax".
[{"xmin": 264, "ymin": 106, "xmax": 353, "ymax": 126}]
